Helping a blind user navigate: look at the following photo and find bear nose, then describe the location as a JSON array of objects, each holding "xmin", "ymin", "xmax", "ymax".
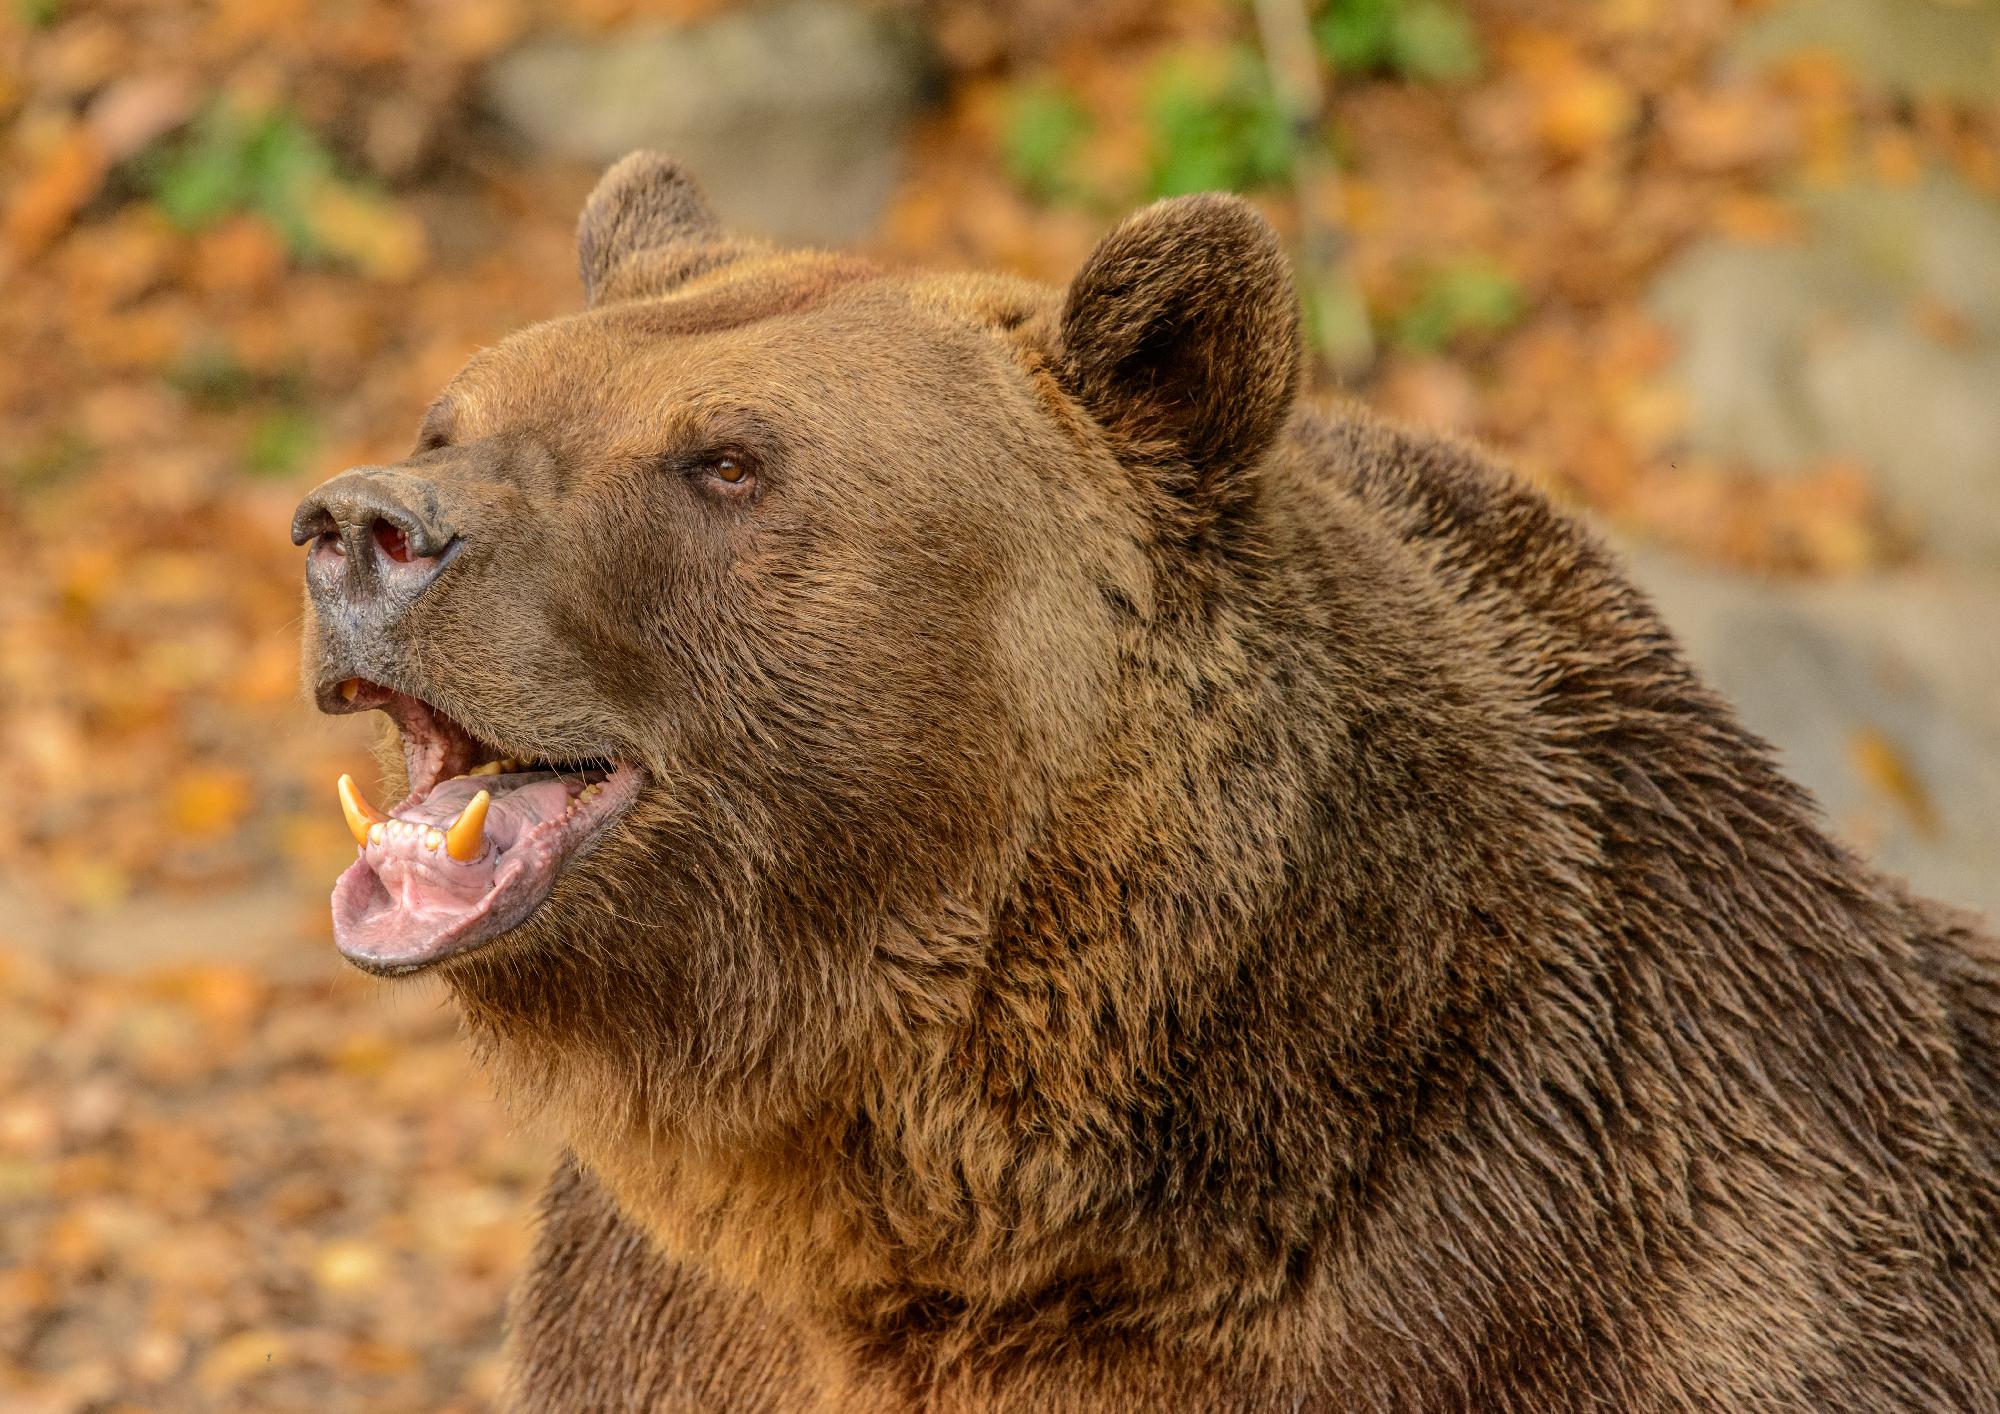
[{"xmin": 292, "ymin": 466, "xmax": 464, "ymax": 615}]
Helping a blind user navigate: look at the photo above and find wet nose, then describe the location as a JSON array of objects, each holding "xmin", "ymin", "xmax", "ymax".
[{"xmin": 292, "ymin": 466, "xmax": 464, "ymax": 612}]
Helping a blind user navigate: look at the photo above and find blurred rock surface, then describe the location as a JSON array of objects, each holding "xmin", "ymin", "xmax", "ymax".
[
  {"xmin": 1650, "ymin": 173, "xmax": 2000, "ymax": 568},
  {"xmin": 1734, "ymin": 0, "xmax": 2000, "ymax": 106},
  {"xmin": 481, "ymin": 0, "xmax": 933, "ymax": 245}
]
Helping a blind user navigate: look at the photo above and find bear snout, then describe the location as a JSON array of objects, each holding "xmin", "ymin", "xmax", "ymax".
[{"xmin": 293, "ymin": 464, "xmax": 467, "ymax": 650}]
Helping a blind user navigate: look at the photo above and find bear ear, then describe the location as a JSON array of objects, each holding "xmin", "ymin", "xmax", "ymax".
[
  {"xmin": 576, "ymin": 151, "xmax": 738, "ymax": 306},
  {"xmin": 1058, "ymin": 193, "xmax": 1301, "ymax": 507}
]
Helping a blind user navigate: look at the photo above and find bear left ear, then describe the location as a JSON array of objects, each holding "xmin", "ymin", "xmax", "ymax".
[
  {"xmin": 1058, "ymin": 193, "xmax": 1301, "ymax": 501},
  {"xmin": 576, "ymin": 151, "xmax": 744, "ymax": 306}
]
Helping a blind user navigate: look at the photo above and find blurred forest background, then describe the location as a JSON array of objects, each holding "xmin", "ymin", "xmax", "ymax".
[{"xmin": 3, "ymin": 0, "xmax": 1997, "ymax": 1407}]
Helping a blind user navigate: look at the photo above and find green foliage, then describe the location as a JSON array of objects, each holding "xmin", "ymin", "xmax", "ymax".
[
  {"xmin": 1004, "ymin": 81, "xmax": 1094, "ymax": 204},
  {"xmin": 1314, "ymin": 0, "xmax": 1482, "ymax": 83},
  {"xmin": 1144, "ymin": 47, "xmax": 1296, "ymax": 199},
  {"xmin": 169, "ymin": 343, "xmax": 316, "ymax": 478},
  {"xmin": 15, "ymin": 0, "xmax": 60, "ymax": 29},
  {"xmin": 136, "ymin": 102, "xmax": 337, "ymax": 258},
  {"xmin": 244, "ymin": 408, "xmax": 318, "ymax": 479},
  {"xmin": 168, "ymin": 344, "xmax": 307, "ymax": 414},
  {"xmin": 1297, "ymin": 268, "xmax": 1376, "ymax": 371},
  {"xmin": 1393, "ymin": 260, "xmax": 1525, "ymax": 352},
  {"xmin": 167, "ymin": 344, "xmax": 257, "ymax": 412}
]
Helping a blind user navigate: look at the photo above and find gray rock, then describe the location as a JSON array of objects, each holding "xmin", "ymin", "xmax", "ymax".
[
  {"xmin": 1650, "ymin": 173, "xmax": 2000, "ymax": 567},
  {"xmin": 1649, "ymin": 242, "xmax": 1865, "ymax": 472},
  {"xmin": 1734, "ymin": 0, "xmax": 2000, "ymax": 105},
  {"xmin": 1628, "ymin": 547, "xmax": 2000, "ymax": 921},
  {"xmin": 1804, "ymin": 326, "xmax": 2000, "ymax": 563},
  {"xmin": 483, "ymin": 1, "xmax": 932, "ymax": 245},
  {"xmin": 1804, "ymin": 179, "xmax": 2000, "ymax": 340}
]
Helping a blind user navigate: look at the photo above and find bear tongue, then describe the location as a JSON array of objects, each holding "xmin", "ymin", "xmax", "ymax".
[{"xmin": 402, "ymin": 774, "xmax": 575, "ymax": 834}]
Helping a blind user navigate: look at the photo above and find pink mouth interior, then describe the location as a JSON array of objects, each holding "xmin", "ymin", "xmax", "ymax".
[{"xmin": 331, "ymin": 687, "xmax": 642, "ymax": 973}]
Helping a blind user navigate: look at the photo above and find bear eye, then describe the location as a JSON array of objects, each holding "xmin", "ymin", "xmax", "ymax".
[{"xmin": 690, "ymin": 451, "xmax": 757, "ymax": 500}]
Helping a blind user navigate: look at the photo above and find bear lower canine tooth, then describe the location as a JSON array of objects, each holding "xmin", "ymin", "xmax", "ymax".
[
  {"xmin": 446, "ymin": 789, "xmax": 491, "ymax": 862},
  {"xmin": 336, "ymin": 774, "xmax": 387, "ymax": 847}
]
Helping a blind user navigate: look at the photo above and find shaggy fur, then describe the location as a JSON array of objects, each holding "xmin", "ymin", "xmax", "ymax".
[{"xmin": 297, "ymin": 154, "xmax": 2000, "ymax": 1411}]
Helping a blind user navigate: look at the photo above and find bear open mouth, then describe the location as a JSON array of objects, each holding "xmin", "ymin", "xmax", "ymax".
[{"xmin": 327, "ymin": 680, "xmax": 644, "ymax": 975}]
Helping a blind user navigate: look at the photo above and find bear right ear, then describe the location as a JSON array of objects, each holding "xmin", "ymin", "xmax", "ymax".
[
  {"xmin": 1057, "ymin": 194, "xmax": 1300, "ymax": 537},
  {"xmin": 576, "ymin": 152, "xmax": 741, "ymax": 306}
]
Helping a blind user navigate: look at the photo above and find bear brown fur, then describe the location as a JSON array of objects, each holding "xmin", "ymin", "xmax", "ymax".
[{"xmin": 297, "ymin": 153, "xmax": 2000, "ymax": 1410}]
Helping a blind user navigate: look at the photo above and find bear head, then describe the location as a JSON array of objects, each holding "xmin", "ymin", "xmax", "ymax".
[{"xmin": 295, "ymin": 151, "xmax": 1302, "ymax": 1152}]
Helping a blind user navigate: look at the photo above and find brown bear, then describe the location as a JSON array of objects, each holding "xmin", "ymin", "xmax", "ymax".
[{"xmin": 293, "ymin": 152, "xmax": 2000, "ymax": 1411}]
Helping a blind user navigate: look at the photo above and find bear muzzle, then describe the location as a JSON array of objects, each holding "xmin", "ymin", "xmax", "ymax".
[{"xmin": 292, "ymin": 464, "xmax": 465, "ymax": 637}]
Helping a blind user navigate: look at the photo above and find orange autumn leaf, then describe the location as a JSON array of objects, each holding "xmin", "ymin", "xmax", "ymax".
[
  {"xmin": 303, "ymin": 183, "xmax": 429, "ymax": 283},
  {"xmin": 4, "ymin": 128, "xmax": 108, "ymax": 263},
  {"xmin": 1848, "ymin": 728, "xmax": 1940, "ymax": 839},
  {"xmin": 167, "ymin": 768, "xmax": 255, "ymax": 838},
  {"xmin": 1537, "ymin": 66, "xmax": 1638, "ymax": 157}
]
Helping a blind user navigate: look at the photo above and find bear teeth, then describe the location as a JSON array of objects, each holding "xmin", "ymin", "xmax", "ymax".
[
  {"xmin": 444, "ymin": 790, "xmax": 489, "ymax": 862},
  {"xmin": 467, "ymin": 757, "xmax": 529, "ymax": 777},
  {"xmin": 339, "ymin": 769, "xmax": 610, "ymax": 864}
]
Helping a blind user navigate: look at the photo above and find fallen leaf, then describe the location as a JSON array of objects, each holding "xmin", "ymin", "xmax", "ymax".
[
  {"xmin": 1537, "ymin": 66, "xmax": 1638, "ymax": 157},
  {"xmin": 87, "ymin": 73, "xmax": 196, "ymax": 163},
  {"xmin": 303, "ymin": 183, "xmax": 428, "ymax": 282},
  {"xmin": 168, "ymin": 768, "xmax": 254, "ymax": 839},
  {"xmin": 1848, "ymin": 727, "xmax": 1940, "ymax": 838},
  {"xmin": 196, "ymin": 1328, "xmax": 293, "ymax": 1391},
  {"xmin": 4, "ymin": 128, "xmax": 108, "ymax": 262}
]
